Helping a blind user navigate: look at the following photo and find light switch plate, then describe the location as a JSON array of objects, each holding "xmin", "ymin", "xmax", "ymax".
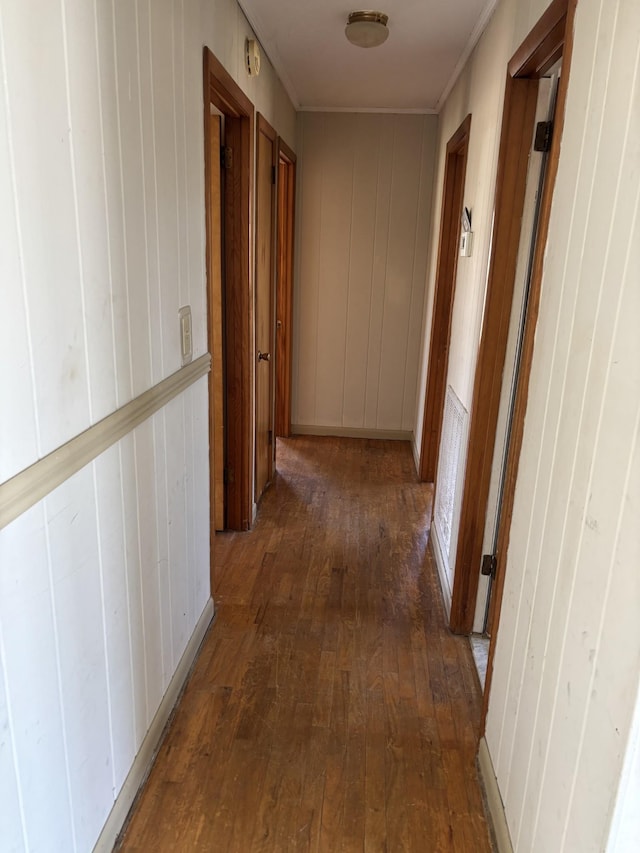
[
  {"xmin": 179, "ymin": 305, "xmax": 193, "ymax": 365},
  {"xmin": 460, "ymin": 230, "xmax": 473, "ymax": 257}
]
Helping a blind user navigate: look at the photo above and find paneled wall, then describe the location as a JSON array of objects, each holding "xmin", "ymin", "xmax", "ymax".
[
  {"xmin": 294, "ymin": 112, "xmax": 437, "ymax": 436},
  {"xmin": 0, "ymin": 0, "xmax": 295, "ymax": 486},
  {"xmin": 412, "ymin": 0, "xmax": 517, "ymax": 617},
  {"xmin": 201, "ymin": 0, "xmax": 296, "ymax": 148},
  {"xmin": 0, "ymin": 0, "xmax": 295, "ymax": 850},
  {"xmin": 415, "ymin": 0, "xmax": 640, "ymax": 847},
  {"xmin": 0, "ymin": 385, "xmax": 210, "ymax": 851},
  {"xmin": 413, "ymin": 0, "xmax": 517, "ymax": 448},
  {"xmin": 484, "ymin": 0, "xmax": 640, "ymax": 851}
]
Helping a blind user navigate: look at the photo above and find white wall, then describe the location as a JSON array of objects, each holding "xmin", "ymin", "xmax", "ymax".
[
  {"xmin": 200, "ymin": 0, "xmax": 296, "ymax": 148},
  {"xmin": 293, "ymin": 111, "xmax": 437, "ymax": 437},
  {"xmin": 484, "ymin": 1, "xmax": 640, "ymax": 852},
  {"xmin": 0, "ymin": 392, "xmax": 210, "ymax": 852},
  {"xmin": 414, "ymin": 0, "xmax": 640, "ymax": 847},
  {"xmin": 412, "ymin": 0, "xmax": 517, "ymax": 618},
  {"xmin": 0, "ymin": 0, "xmax": 295, "ymax": 850},
  {"xmin": 413, "ymin": 0, "xmax": 517, "ymax": 449}
]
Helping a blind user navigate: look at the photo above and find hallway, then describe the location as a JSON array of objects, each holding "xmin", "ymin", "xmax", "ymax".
[{"xmin": 118, "ymin": 437, "xmax": 492, "ymax": 851}]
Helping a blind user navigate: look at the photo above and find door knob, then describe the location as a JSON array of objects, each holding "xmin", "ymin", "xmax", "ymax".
[{"xmin": 258, "ymin": 350, "xmax": 271, "ymax": 362}]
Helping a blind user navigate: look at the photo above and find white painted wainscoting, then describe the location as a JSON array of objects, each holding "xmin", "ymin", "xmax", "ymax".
[
  {"xmin": 0, "ymin": 375, "xmax": 212, "ymax": 852},
  {"xmin": 432, "ymin": 385, "xmax": 468, "ymax": 615},
  {"xmin": 0, "ymin": 0, "xmax": 297, "ymax": 850}
]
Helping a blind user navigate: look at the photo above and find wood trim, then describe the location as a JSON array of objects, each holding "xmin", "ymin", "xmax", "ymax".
[
  {"xmin": 448, "ymin": 80, "xmax": 538, "ymax": 633},
  {"xmin": 0, "ymin": 354, "xmax": 211, "ymax": 531},
  {"xmin": 255, "ymin": 113, "xmax": 278, "ymax": 497},
  {"xmin": 275, "ymin": 137, "xmax": 297, "ymax": 438},
  {"xmin": 204, "ymin": 47, "xmax": 254, "ymax": 532},
  {"xmin": 205, "ymin": 48, "xmax": 253, "ymax": 119},
  {"xmin": 419, "ymin": 115, "xmax": 472, "ymax": 483},
  {"xmin": 508, "ymin": 0, "xmax": 569, "ymax": 79},
  {"xmin": 206, "ymin": 114, "xmax": 225, "ymax": 533},
  {"xmin": 257, "ymin": 112, "xmax": 278, "ymax": 144},
  {"xmin": 203, "ymin": 56, "xmax": 214, "ymax": 549},
  {"xmin": 482, "ymin": 0, "xmax": 578, "ymax": 726},
  {"xmin": 450, "ymin": 0, "xmax": 575, "ymax": 637},
  {"xmin": 277, "ymin": 137, "xmax": 296, "ymax": 166}
]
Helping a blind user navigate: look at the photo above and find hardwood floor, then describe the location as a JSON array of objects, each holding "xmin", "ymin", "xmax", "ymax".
[{"xmin": 117, "ymin": 436, "xmax": 493, "ymax": 852}]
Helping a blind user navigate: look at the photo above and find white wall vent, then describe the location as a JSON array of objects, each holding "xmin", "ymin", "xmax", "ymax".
[{"xmin": 432, "ymin": 385, "xmax": 468, "ymax": 607}]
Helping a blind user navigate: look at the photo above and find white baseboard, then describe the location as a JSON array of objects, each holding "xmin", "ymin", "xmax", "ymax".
[
  {"xmin": 411, "ymin": 434, "xmax": 421, "ymax": 475},
  {"xmin": 291, "ymin": 424, "xmax": 412, "ymax": 441},
  {"xmin": 430, "ymin": 526, "xmax": 452, "ymax": 618},
  {"xmin": 478, "ymin": 736, "xmax": 514, "ymax": 853},
  {"xmin": 93, "ymin": 597, "xmax": 215, "ymax": 853}
]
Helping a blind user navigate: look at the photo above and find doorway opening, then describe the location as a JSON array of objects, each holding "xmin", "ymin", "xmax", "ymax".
[
  {"xmin": 255, "ymin": 114, "xmax": 278, "ymax": 503},
  {"xmin": 470, "ymin": 67, "xmax": 561, "ymax": 689},
  {"xmin": 206, "ymin": 104, "xmax": 226, "ymax": 533},
  {"xmin": 203, "ymin": 48, "xmax": 254, "ymax": 536},
  {"xmin": 426, "ymin": 1, "xmax": 577, "ymax": 716},
  {"xmin": 481, "ymin": 1, "xmax": 576, "ymax": 725},
  {"xmin": 275, "ymin": 140, "xmax": 297, "ymax": 441},
  {"xmin": 419, "ymin": 115, "xmax": 472, "ymax": 485}
]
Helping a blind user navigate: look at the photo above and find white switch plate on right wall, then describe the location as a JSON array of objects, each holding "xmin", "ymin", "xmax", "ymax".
[{"xmin": 179, "ymin": 305, "xmax": 193, "ymax": 365}]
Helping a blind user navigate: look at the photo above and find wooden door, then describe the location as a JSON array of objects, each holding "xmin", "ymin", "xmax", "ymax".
[
  {"xmin": 204, "ymin": 47, "xmax": 255, "ymax": 533},
  {"xmin": 255, "ymin": 115, "xmax": 277, "ymax": 500},
  {"xmin": 207, "ymin": 110, "xmax": 225, "ymax": 530},
  {"xmin": 275, "ymin": 140, "xmax": 296, "ymax": 438}
]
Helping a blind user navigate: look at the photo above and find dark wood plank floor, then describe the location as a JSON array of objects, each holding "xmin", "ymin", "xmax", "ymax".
[{"xmin": 118, "ymin": 436, "xmax": 492, "ymax": 852}]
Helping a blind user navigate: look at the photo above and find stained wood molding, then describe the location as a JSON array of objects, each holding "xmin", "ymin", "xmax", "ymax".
[
  {"xmin": 448, "ymin": 78, "xmax": 538, "ymax": 633},
  {"xmin": 255, "ymin": 113, "xmax": 278, "ymax": 500},
  {"xmin": 93, "ymin": 598, "xmax": 215, "ymax": 853},
  {"xmin": 204, "ymin": 46, "xmax": 255, "ymax": 532},
  {"xmin": 450, "ymin": 0, "xmax": 576, "ymax": 638},
  {"xmin": 419, "ymin": 114, "xmax": 472, "ymax": 484},
  {"xmin": 478, "ymin": 737, "xmax": 514, "ymax": 853},
  {"xmin": 275, "ymin": 137, "xmax": 297, "ymax": 439},
  {"xmin": 0, "ymin": 354, "xmax": 211, "ymax": 530},
  {"xmin": 508, "ymin": 0, "xmax": 568, "ymax": 78},
  {"xmin": 482, "ymin": 0, "xmax": 577, "ymax": 725}
]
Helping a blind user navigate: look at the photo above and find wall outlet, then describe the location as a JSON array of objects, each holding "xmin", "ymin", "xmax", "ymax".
[{"xmin": 179, "ymin": 306, "xmax": 193, "ymax": 365}]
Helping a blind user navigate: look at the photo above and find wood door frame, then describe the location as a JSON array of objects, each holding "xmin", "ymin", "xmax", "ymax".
[
  {"xmin": 419, "ymin": 115, "xmax": 471, "ymax": 483},
  {"xmin": 446, "ymin": 0, "xmax": 576, "ymax": 644},
  {"xmin": 481, "ymin": 0, "xmax": 577, "ymax": 726},
  {"xmin": 275, "ymin": 138, "xmax": 297, "ymax": 439},
  {"xmin": 206, "ymin": 113, "xmax": 225, "ymax": 533},
  {"xmin": 255, "ymin": 113, "xmax": 278, "ymax": 498},
  {"xmin": 204, "ymin": 47, "xmax": 254, "ymax": 535}
]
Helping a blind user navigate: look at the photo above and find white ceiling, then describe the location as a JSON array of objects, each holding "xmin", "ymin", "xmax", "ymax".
[{"xmin": 238, "ymin": 0, "xmax": 498, "ymax": 113}]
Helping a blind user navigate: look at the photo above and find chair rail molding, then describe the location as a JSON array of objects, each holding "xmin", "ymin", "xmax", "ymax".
[{"xmin": 0, "ymin": 354, "xmax": 211, "ymax": 530}]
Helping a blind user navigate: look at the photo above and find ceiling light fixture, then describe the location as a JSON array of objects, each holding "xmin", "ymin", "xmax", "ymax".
[{"xmin": 345, "ymin": 11, "xmax": 389, "ymax": 48}]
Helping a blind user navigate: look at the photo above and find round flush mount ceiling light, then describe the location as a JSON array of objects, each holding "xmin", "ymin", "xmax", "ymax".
[{"xmin": 345, "ymin": 11, "xmax": 389, "ymax": 48}]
